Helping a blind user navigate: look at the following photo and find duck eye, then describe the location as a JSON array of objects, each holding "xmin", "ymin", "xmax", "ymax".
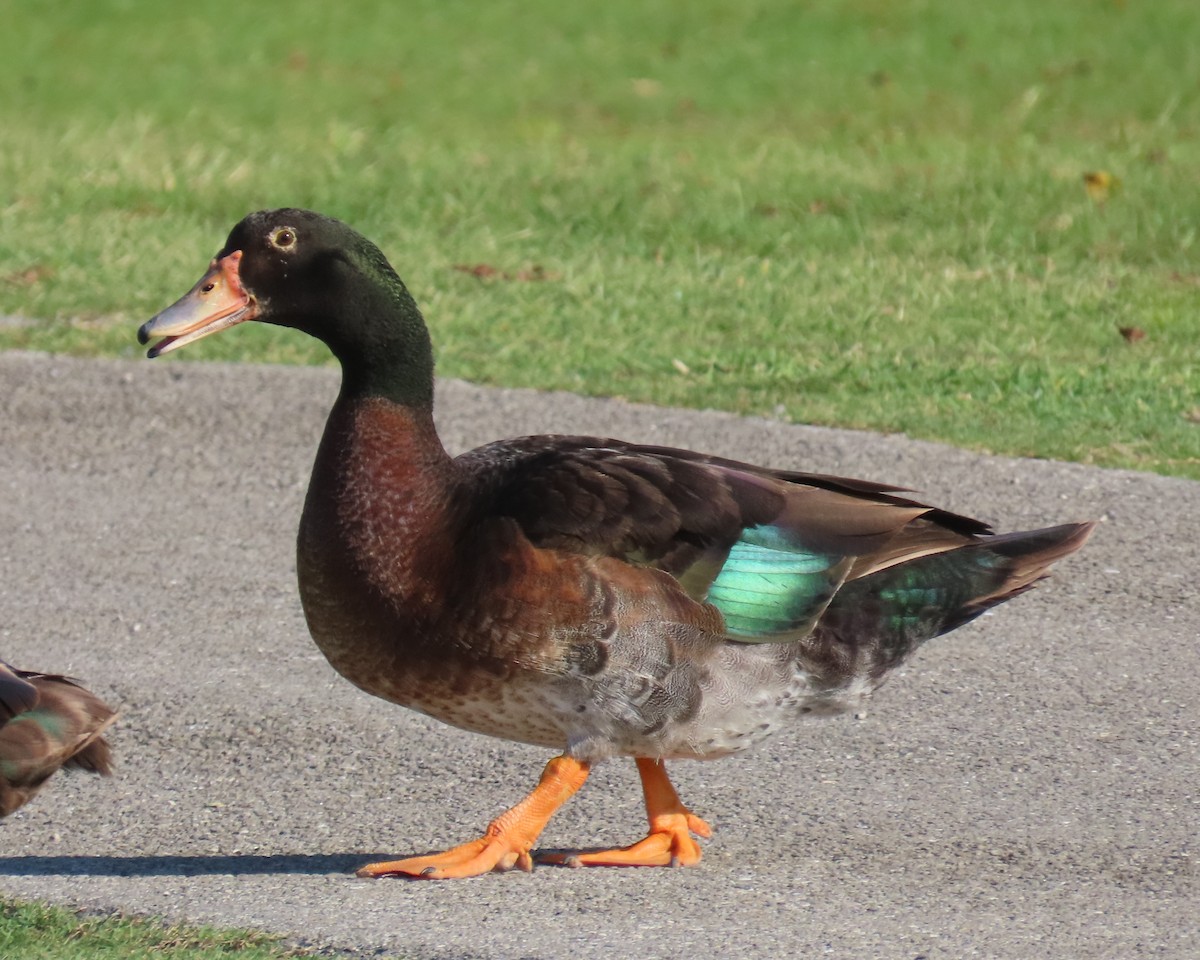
[{"xmin": 270, "ymin": 227, "xmax": 297, "ymax": 250}]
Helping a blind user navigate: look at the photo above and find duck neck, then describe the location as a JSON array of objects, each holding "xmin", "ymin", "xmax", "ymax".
[
  {"xmin": 332, "ymin": 314, "xmax": 435, "ymax": 410},
  {"xmin": 314, "ymin": 263, "xmax": 436, "ymax": 410}
]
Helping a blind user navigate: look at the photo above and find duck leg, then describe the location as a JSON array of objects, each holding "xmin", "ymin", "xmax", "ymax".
[
  {"xmin": 541, "ymin": 757, "xmax": 712, "ymax": 868},
  {"xmin": 357, "ymin": 755, "xmax": 590, "ymax": 880}
]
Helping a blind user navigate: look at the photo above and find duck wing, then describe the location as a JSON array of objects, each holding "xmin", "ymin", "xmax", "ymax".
[
  {"xmin": 456, "ymin": 436, "xmax": 992, "ymax": 644},
  {"xmin": 0, "ymin": 661, "xmax": 117, "ymax": 816}
]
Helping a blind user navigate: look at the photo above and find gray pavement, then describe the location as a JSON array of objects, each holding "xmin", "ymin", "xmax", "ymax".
[{"xmin": 0, "ymin": 350, "xmax": 1195, "ymax": 959}]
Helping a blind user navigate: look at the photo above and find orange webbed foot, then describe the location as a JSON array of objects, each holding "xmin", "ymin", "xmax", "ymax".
[
  {"xmin": 541, "ymin": 809, "xmax": 712, "ymax": 868},
  {"xmin": 357, "ymin": 835, "xmax": 535, "ymax": 879},
  {"xmin": 540, "ymin": 757, "xmax": 712, "ymax": 869},
  {"xmin": 356, "ymin": 755, "xmax": 590, "ymax": 880}
]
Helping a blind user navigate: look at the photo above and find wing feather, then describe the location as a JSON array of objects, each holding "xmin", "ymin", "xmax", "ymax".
[{"xmin": 457, "ymin": 436, "xmax": 988, "ymax": 643}]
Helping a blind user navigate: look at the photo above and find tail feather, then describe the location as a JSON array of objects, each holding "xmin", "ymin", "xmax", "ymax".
[
  {"xmin": 804, "ymin": 521, "xmax": 1094, "ymax": 682},
  {"xmin": 966, "ymin": 522, "xmax": 1096, "ymax": 602}
]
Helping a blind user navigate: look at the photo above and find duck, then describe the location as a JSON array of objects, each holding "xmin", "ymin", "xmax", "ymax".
[
  {"xmin": 0, "ymin": 661, "xmax": 116, "ymax": 816},
  {"xmin": 138, "ymin": 209, "xmax": 1093, "ymax": 879}
]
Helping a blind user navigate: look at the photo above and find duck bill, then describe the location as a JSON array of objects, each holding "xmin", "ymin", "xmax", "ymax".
[{"xmin": 138, "ymin": 251, "xmax": 257, "ymax": 358}]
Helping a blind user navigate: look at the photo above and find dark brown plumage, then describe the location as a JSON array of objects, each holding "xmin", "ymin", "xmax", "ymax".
[
  {"xmin": 0, "ymin": 661, "xmax": 116, "ymax": 817},
  {"xmin": 139, "ymin": 209, "xmax": 1094, "ymax": 878}
]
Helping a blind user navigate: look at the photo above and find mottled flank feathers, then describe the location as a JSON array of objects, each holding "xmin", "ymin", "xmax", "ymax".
[{"xmin": 0, "ymin": 661, "xmax": 116, "ymax": 817}]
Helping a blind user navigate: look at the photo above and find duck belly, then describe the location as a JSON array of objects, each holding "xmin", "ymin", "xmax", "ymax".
[{"xmin": 556, "ymin": 638, "xmax": 876, "ymax": 762}]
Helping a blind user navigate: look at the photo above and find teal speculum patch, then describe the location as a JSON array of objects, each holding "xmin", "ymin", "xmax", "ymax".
[{"xmin": 705, "ymin": 526, "xmax": 843, "ymax": 641}]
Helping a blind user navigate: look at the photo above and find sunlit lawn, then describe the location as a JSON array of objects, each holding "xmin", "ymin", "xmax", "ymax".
[{"xmin": 2, "ymin": 1, "xmax": 1197, "ymax": 476}]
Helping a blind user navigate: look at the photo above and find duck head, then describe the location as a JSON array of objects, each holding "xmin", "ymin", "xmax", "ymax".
[{"xmin": 139, "ymin": 209, "xmax": 434, "ymax": 405}]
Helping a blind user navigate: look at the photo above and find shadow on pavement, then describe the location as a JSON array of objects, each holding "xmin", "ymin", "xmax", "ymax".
[{"xmin": 0, "ymin": 854, "xmax": 383, "ymax": 877}]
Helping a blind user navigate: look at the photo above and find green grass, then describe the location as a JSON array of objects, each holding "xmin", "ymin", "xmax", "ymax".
[
  {"xmin": 0, "ymin": 897, "xmax": 318, "ymax": 960},
  {"xmin": 2, "ymin": 0, "xmax": 1197, "ymax": 476}
]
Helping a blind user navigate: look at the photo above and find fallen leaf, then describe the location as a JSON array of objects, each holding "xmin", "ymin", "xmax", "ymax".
[
  {"xmin": 2, "ymin": 264, "xmax": 53, "ymax": 286},
  {"xmin": 453, "ymin": 263, "xmax": 558, "ymax": 283},
  {"xmin": 453, "ymin": 263, "xmax": 502, "ymax": 280},
  {"xmin": 513, "ymin": 265, "xmax": 558, "ymax": 282},
  {"xmin": 1083, "ymin": 171, "xmax": 1121, "ymax": 203}
]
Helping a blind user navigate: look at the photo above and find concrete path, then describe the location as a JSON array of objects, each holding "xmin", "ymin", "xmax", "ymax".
[{"xmin": 1, "ymin": 351, "xmax": 1195, "ymax": 959}]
